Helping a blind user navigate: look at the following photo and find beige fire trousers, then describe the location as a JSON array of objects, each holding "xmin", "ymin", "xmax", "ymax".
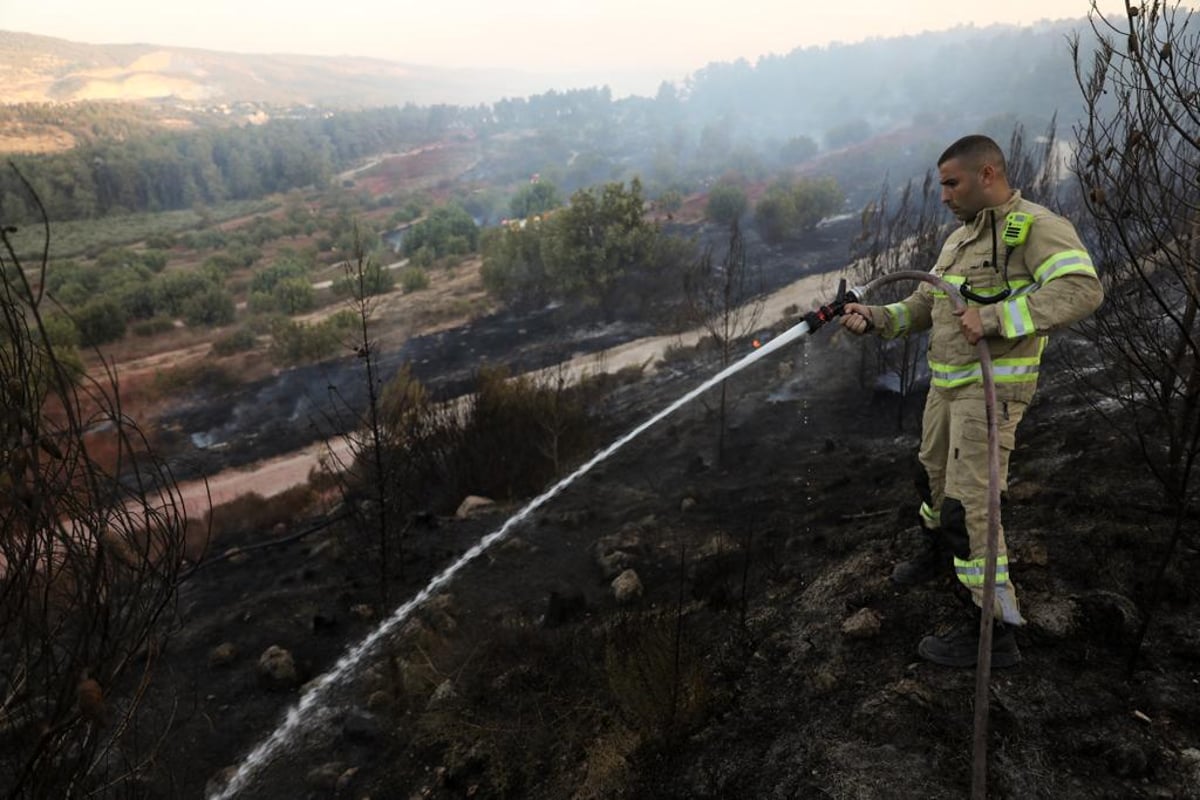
[{"xmin": 918, "ymin": 385, "xmax": 1026, "ymax": 624}]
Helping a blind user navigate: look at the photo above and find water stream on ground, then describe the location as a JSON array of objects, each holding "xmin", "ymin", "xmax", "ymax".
[{"xmin": 209, "ymin": 317, "xmax": 817, "ymax": 799}]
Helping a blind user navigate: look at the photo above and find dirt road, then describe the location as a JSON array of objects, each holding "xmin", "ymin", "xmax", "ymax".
[{"xmin": 170, "ymin": 268, "xmax": 848, "ymax": 518}]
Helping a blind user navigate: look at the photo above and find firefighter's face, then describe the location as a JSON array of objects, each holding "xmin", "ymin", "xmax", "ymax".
[{"xmin": 938, "ymin": 157, "xmax": 993, "ymax": 221}]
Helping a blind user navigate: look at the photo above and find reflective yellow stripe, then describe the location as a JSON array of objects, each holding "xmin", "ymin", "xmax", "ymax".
[
  {"xmin": 929, "ymin": 356, "xmax": 1040, "ymax": 388},
  {"xmin": 920, "ymin": 502, "xmax": 940, "ymax": 528},
  {"xmin": 954, "ymin": 555, "xmax": 1010, "ymax": 587},
  {"xmin": 929, "ymin": 359, "xmax": 982, "ymax": 388},
  {"xmin": 1034, "ymin": 249, "xmax": 1096, "ymax": 284},
  {"xmin": 884, "ymin": 302, "xmax": 911, "ymax": 336},
  {"xmin": 999, "ymin": 295, "xmax": 1035, "ymax": 338}
]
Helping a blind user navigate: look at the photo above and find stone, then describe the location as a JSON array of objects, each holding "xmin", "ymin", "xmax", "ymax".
[
  {"xmin": 499, "ymin": 535, "xmax": 531, "ymax": 554},
  {"xmin": 841, "ymin": 607, "xmax": 883, "ymax": 639},
  {"xmin": 1181, "ymin": 748, "xmax": 1200, "ymax": 784},
  {"xmin": 351, "ymin": 603, "xmax": 375, "ymax": 620},
  {"xmin": 612, "ymin": 569, "xmax": 644, "ymax": 605},
  {"xmin": 1025, "ymin": 596, "xmax": 1078, "ymax": 639},
  {"xmin": 680, "ymin": 496, "xmax": 697, "ymax": 513},
  {"xmin": 1021, "ymin": 541, "xmax": 1050, "ymax": 567},
  {"xmin": 257, "ymin": 645, "xmax": 299, "ymax": 690},
  {"xmin": 208, "ymin": 642, "xmax": 238, "ymax": 669},
  {"xmin": 367, "ymin": 690, "xmax": 392, "ymax": 711},
  {"xmin": 696, "ymin": 534, "xmax": 740, "ymax": 559},
  {"xmin": 1077, "ymin": 590, "xmax": 1142, "ymax": 642},
  {"xmin": 223, "ymin": 546, "xmax": 249, "ymax": 565},
  {"xmin": 456, "ymin": 495, "xmax": 495, "ymax": 518},
  {"xmin": 427, "ymin": 679, "xmax": 457, "ymax": 710},
  {"xmin": 336, "ymin": 767, "xmax": 360, "ymax": 793},
  {"xmin": 596, "ymin": 549, "xmax": 634, "ymax": 579},
  {"xmin": 306, "ymin": 762, "xmax": 345, "ymax": 789},
  {"xmin": 594, "ymin": 527, "xmax": 643, "ymax": 578}
]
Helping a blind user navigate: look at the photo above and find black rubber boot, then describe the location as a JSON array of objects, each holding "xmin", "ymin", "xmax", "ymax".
[
  {"xmin": 890, "ymin": 529, "xmax": 951, "ymax": 585},
  {"xmin": 917, "ymin": 612, "xmax": 1021, "ymax": 669}
]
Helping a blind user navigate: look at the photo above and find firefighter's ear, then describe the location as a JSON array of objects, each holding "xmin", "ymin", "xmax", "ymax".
[{"xmin": 978, "ymin": 163, "xmax": 998, "ymax": 186}]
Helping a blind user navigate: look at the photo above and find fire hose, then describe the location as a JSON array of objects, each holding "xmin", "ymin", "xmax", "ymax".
[{"xmin": 805, "ymin": 274, "xmax": 1003, "ymax": 800}]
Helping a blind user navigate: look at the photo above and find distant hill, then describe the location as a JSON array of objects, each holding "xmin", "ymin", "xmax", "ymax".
[{"xmin": 0, "ymin": 30, "xmax": 567, "ymax": 108}]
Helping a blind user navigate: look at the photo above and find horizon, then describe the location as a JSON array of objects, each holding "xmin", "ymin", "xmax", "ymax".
[{"xmin": 0, "ymin": 0, "xmax": 1136, "ymax": 97}]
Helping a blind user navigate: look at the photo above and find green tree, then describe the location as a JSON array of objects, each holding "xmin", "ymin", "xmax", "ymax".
[
  {"xmin": 157, "ymin": 270, "xmax": 218, "ymax": 317},
  {"xmin": 251, "ymin": 255, "xmax": 310, "ymax": 294},
  {"xmin": 791, "ymin": 176, "xmax": 844, "ymax": 229},
  {"xmin": 509, "ymin": 180, "xmax": 562, "ymax": 219},
  {"xmin": 753, "ymin": 183, "xmax": 798, "ymax": 243},
  {"xmin": 273, "ymin": 276, "xmax": 316, "ymax": 314},
  {"xmin": 333, "ymin": 258, "xmax": 394, "ymax": 299},
  {"xmin": 705, "ymin": 181, "xmax": 747, "ymax": 225},
  {"xmin": 74, "ymin": 297, "xmax": 127, "ymax": 346},
  {"xmin": 181, "ymin": 286, "xmax": 235, "ymax": 327},
  {"xmin": 480, "ymin": 222, "xmax": 552, "ymax": 306},
  {"xmin": 399, "ymin": 266, "xmax": 430, "ymax": 293},
  {"xmin": 544, "ymin": 178, "xmax": 657, "ymax": 319},
  {"xmin": 753, "ymin": 176, "xmax": 843, "ymax": 242},
  {"xmin": 402, "ymin": 203, "xmax": 479, "ymax": 260}
]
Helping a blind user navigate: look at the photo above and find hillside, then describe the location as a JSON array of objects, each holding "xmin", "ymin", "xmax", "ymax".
[
  {"xmin": 0, "ymin": 30, "xmax": 558, "ymax": 109},
  {"xmin": 140, "ymin": 324, "xmax": 1200, "ymax": 799}
]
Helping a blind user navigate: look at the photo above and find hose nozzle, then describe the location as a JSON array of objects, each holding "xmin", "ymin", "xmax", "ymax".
[{"xmin": 803, "ymin": 278, "xmax": 865, "ymax": 333}]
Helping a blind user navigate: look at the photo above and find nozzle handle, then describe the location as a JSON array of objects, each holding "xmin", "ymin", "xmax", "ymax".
[{"xmin": 803, "ymin": 278, "xmax": 865, "ymax": 333}]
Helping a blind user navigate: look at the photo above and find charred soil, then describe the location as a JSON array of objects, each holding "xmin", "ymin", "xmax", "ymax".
[{"xmin": 137, "ymin": 327, "xmax": 1200, "ymax": 800}]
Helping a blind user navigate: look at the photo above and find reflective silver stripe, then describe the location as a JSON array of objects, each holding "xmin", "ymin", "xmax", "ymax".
[
  {"xmin": 1034, "ymin": 250, "xmax": 1096, "ymax": 284},
  {"xmin": 954, "ymin": 556, "xmax": 1011, "ymax": 586},
  {"xmin": 992, "ymin": 359, "xmax": 1040, "ymax": 383},
  {"xmin": 929, "ymin": 357, "xmax": 1039, "ymax": 387},
  {"xmin": 930, "ymin": 363, "xmax": 982, "ymax": 386},
  {"xmin": 1001, "ymin": 296, "xmax": 1034, "ymax": 338}
]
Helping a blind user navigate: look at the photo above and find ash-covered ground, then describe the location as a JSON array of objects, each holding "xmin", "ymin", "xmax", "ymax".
[{"xmin": 141, "ymin": 322, "xmax": 1200, "ymax": 800}]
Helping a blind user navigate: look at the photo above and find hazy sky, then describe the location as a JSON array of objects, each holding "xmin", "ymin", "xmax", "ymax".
[{"xmin": 3, "ymin": 1, "xmax": 1132, "ymax": 81}]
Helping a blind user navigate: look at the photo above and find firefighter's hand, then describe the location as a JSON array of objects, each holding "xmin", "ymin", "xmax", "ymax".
[
  {"xmin": 954, "ymin": 306, "xmax": 984, "ymax": 345},
  {"xmin": 840, "ymin": 303, "xmax": 874, "ymax": 335}
]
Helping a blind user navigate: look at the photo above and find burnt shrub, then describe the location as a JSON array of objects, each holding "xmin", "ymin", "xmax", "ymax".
[
  {"xmin": 603, "ymin": 610, "xmax": 711, "ymax": 743},
  {"xmin": 204, "ymin": 485, "xmax": 319, "ymax": 540},
  {"xmin": 359, "ymin": 364, "xmax": 599, "ymax": 517}
]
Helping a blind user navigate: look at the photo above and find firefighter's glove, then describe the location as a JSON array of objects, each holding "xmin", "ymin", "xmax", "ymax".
[{"xmin": 840, "ymin": 303, "xmax": 875, "ymax": 335}]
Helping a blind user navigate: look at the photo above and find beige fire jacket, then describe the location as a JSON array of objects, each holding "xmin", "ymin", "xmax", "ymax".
[{"xmin": 865, "ymin": 190, "xmax": 1104, "ymax": 402}]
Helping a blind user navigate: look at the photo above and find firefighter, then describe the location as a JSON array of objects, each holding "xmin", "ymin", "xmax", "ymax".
[{"xmin": 840, "ymin": 134, "xmax": 1103, "ymax": 667}]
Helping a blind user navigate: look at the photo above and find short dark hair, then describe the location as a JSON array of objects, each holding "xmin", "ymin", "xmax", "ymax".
[{"xmin": 938, "ymin": 135, "xmax": 1007, "ymax": 176}]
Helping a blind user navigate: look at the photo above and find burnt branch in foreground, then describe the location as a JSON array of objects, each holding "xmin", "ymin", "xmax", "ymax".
[
  {"xmin": 1070, "ymin": 0, "xmax": 1200, "ymax": 674},
  {"xmin": 0, "ymin": 164, "xmax": 189, "ymax": 797}
]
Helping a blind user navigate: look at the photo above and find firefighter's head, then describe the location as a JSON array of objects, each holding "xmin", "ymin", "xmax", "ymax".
[{"xmin": 937, "ymin": 135, "xmax": 1012, "ymax": 222}]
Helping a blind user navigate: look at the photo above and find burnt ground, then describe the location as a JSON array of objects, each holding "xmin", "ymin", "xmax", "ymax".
[{"xmin": 131, "ymin": 323, "xmax": 1200, "ymax": 800}]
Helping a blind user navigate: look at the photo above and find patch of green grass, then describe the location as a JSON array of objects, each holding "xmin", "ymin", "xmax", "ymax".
[{"xmin": 7, "ymin": 198, "xmax": 279, "ymax": 260}]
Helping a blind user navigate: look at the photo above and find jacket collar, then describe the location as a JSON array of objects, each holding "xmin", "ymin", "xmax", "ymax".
[{"xmin": 958, "ymin": 190, "xmax": 1022, "ymax": 244}]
